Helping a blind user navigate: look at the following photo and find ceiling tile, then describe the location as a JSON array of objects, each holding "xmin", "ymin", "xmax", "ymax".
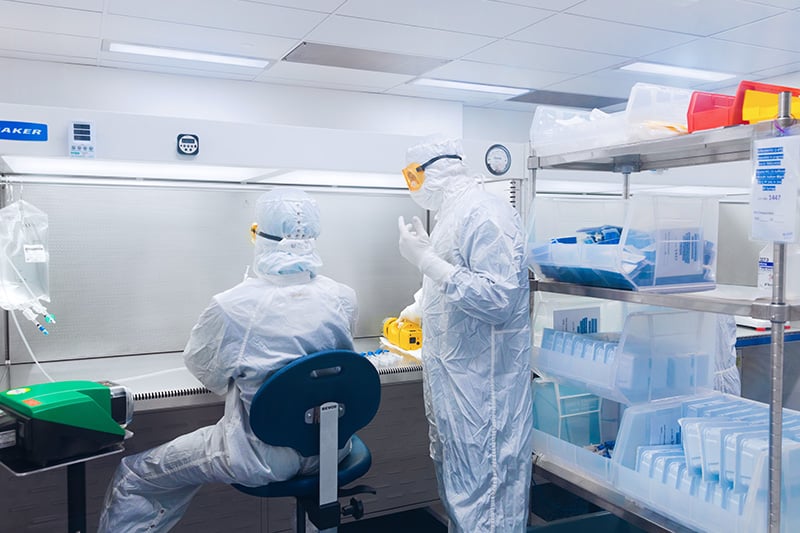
[
  {"xmin": 749, "ymin": 61, "xmax": 800, "ymax": 79},
  {"xmin": 483, "ymin": 99, "xmax": 539, "ymax": 111},
  {"xmin": 746, "ymin": 0, "xmax": 800, "ymax": 7},
  {"xmin": 424, "ymin": 60, "xmax": 573, "ymax": 89},
  {"xmin": 307, "ymin": 15, "xmax": 494, "ymax": 59},
  {"xmin": 643, "ymin": 38, "xmax": 800, "ymax": 74},
  {"xmin": 566, "ymin": 0, "xmax": 782, "ymax": 36},
  {"xmin": 746, "ymin": 70, "xmax": 800, "ymax": 89},
  {"xmin": 716, "ymin": 11, "xmax": 800, "ymax": 52},
  {"xmin": 0, "ymin": 27, "xmax": 99, "ymax": 58},
  {"xmin": 510, "ymin": 14, "xmax": 696, "ymax": 57},
  {"xmin": 5, "ymin": 0, "xmax": 103, "ymax": 10},
  {"xmin": 0, "ymin": 0, "xmax": 101, "ymax": 36},
  {"xmin": 544, "ymin": 69, "xmax": 700, "ymax": 99},
  {"xmin": 337, "ymin": 0, "xmax": 552, "ymax": 38},
  {"xmin": 257, "ymin": 61, "xmax": 412, "ymax": 90},
  {"xmin": 255, "ymin": 76, "xmax": 393, "ymax": 94},
  {"xmin": 103, "ymin": 15, "xmax": 298, "ymax": 60},
  {"xmin": 106, "ymin": 0, "xmax": 326, "ymax": 39},
  {"xmin": 465, "ymin": 39, "xmax": 627, "ymax": 74},
  {"xmin": 488, "ymin": 0, "xmax": 584, "ymax": 10},
  {"xmin": 243, "ymin": 0, "xmax": 346, "ymax": 13},
  {"xmin": 97, "ymin": 58, "xmax": 259, "ymax": 81},
  {"xmin": 0, "ymin": 48, "xmax": 96, "ymax": 66},
  {"xmin": 385, "ymin": 84, "xmax": 502, "ymax": 106}
]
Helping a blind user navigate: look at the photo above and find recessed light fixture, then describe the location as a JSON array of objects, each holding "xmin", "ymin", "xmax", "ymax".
[
  {"xmin": 412, "ymin": 78, "xmax": 529, "ymax": 96},
  {"xmin": 620, "ymin": 62, "xmax": 735, "ymax": 82},
  {"xmin": 107, "ymin": 42, "xmax": 269, "ymax": 69}
]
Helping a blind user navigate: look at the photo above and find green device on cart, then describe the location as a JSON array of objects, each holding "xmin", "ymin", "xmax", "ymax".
[{"xmin": 0, "ymin": 380, "xmax": 133, "ymax": 467}]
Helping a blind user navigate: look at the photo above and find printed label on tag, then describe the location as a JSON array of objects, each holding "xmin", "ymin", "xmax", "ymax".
[
  {"xmin": 553, "ymin": 307, "xmax": 600, "ymax": 333},
  {"xmin": 751, "ymin": 136, "xmax": 800, "ymax": 242},
  {"xmin": 649, "ymin": 414, "xmax": 681, "ymax": 445},
  {"xmin": 23, "ymin": 244, "xmax": 46, "ymax": 263}
]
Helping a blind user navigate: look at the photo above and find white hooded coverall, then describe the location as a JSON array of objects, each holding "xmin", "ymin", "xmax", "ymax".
[
  {"xmin": 399, "ymin": 139, "xmax": 533, "ymax": 532},
  {"xmin": 98, "ymin": 188, "xmax": 357, "ymax": 532}
]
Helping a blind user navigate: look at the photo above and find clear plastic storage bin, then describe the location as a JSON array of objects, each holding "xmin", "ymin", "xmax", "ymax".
[
  {"xmin": 611, "ymin": 394, "xmax": 800, "ymax": 533},
  {"xmin": 532, "ymin": 378, "xmax": 601, "ymax": 446},
  {"xmin": 530, "ymin": 83, "xmax": 693, "ymax": 157},
  {"xmin": 527, "ymin": 194, "xmax": 719, "ymax": 293},
  {"xmin": 532, "ymin": 308, "xmax": 716, "ymax": 405}
]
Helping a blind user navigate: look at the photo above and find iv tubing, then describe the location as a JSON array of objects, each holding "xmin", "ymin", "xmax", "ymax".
[{"xmin": 10, "ymin": 309, "xmax": 55, "ymax": 383}]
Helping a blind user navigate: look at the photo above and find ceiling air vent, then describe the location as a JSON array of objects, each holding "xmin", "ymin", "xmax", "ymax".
[
  {"xmin": 282, "ymin": 42, "xmax": 448, "ymax": 76},
  {"xmin": 510, "ymin": 89, "xmax": 627, "ymax": 109}
]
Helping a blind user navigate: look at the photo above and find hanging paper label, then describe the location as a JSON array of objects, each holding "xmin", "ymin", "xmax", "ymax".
[
  {"xmin": 23, "ymin": 244, "xmax": 46, "ymax": 263},
  {"xmin": 751, "ymin": 135, "xmax": 800, "ymax": 242}
]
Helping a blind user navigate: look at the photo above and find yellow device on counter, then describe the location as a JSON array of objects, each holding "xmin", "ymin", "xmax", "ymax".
[{"xmin": 383, "ymin": 317, "xmax": 422, "ymax": 351}]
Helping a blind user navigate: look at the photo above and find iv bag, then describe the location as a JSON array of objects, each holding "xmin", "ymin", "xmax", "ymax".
[{"xmin": 0, "ymin": 200, "xmax": 50, "ymax": 311}]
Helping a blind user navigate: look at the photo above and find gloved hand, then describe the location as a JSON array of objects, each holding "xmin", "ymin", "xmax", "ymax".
[
  {"xmin": 398, "ymin": 216, "xmax": 455, "ymax": 282},
  {"xmin": 399, "ymin": 300, "xmax": 422, "ymax": 326}
]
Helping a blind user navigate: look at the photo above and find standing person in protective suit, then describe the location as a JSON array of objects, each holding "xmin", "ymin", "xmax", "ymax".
[
  {"xmin": 396, "ymin": 138, "xmax": 533, "ymax": 532},
  {"xmin": 98, "ymin": 188, "xmax": 357, "ymax": 533}
]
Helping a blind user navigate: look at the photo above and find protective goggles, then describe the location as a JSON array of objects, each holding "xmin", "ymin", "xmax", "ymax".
[
  {"xmin": 249, "ymin": 223, "xmax": 282, "ymax": 244},
  {"xmin": 402, "ymin": 154, "xmax": 462, "ymax": 191}
]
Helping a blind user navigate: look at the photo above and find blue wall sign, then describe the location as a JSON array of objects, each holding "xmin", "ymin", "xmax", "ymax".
[{"xmin": 0, "ymin": 121, "xmax": 48, "ymax": 141}]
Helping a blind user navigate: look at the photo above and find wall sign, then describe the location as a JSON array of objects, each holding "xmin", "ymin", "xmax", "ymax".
[{"xmin": 0, "ymin": 120, "xmax": 48, "ymax": 141}]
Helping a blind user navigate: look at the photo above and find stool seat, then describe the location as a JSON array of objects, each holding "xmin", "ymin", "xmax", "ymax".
[{"xmin": 232, "ymin": 435, "xmax": 372, "ymax": 498}]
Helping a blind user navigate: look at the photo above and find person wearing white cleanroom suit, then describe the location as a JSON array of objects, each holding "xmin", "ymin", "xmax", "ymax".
[
  {"xmin": 715, "ymin": 314, "xmax": 741, "ymax": 395},
  {"xmin": 97, "ymin": 188, "xmax": 357, "ymax": 533},
  {"xmin": 397, "ymin": 138, "xmax": 533, "ymax": 532}
]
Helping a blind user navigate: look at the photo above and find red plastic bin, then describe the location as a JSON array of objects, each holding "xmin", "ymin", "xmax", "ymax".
[
  {"xmin": 687, "ymin": 80, "xmax": 800, "ymax": 133},
  {"xmin": 687, "ymin": 92, "xmax": 736, "ymax": 133}
]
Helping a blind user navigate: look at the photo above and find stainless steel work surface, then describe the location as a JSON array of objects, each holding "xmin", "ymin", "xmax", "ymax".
[{"xmin": 6, "ymin": 336, "xmax": 422, "ymax": 411}]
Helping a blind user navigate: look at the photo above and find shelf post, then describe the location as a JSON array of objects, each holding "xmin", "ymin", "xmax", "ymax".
[{"xmin": 768, "ymin": 90, "xmax": 794, "ymax": 533}]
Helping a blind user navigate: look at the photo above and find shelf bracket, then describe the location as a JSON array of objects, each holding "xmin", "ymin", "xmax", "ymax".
[{"xmin": 612, "ymin": 156, "xmax": 641, "ymax": 174}]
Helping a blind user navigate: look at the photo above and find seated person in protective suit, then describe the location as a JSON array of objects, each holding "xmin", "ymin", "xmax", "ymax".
[{"xmin": 98, "ymin": 188, "xmax": 358, "ymax": 532}]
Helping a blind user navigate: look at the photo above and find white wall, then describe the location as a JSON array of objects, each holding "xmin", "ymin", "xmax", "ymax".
[{"xmin": 0, "ymin": 57, "xmax": 470, "ymax": 137}]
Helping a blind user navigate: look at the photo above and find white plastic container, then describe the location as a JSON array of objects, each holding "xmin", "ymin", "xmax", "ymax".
[{"xmin": 530, "ymin": 82, "xmax": 693, "ymax": 157}]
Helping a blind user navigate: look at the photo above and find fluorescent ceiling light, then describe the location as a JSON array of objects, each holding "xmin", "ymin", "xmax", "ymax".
[
  {"xmin": 2, "ymin": 156, "xmax": 273, "ymax": 182},
  {"xmin": 412, "ymin": 78, "xmax": 528, "ymax": 96},
  {"xmin": 108, "ymin": 42, "xmax": 269, "ymax": 69},
  {"xmin": 620, "ymin": 62, "xmax": 735, "ymax": 82}
]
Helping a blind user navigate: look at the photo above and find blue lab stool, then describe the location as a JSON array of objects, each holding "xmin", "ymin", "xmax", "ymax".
[{"xmin": 232, "ymin": 349, "xmax": 381, "ymax": 532}]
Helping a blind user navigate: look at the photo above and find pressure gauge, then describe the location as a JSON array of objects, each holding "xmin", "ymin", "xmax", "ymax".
[{"xmin": 485, "ymin": 144, "xmax": 511, "ymax": 176}]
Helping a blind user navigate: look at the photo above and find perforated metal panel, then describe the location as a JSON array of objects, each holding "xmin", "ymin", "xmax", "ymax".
[{"xmin": 8, "ymin": 184, "xmax": 424, "ymax": 363}]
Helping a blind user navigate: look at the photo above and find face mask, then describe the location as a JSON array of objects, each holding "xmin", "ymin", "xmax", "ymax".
[{"xmin": 401, "ymin": 154, "xmax": 462, "ymax": 192}]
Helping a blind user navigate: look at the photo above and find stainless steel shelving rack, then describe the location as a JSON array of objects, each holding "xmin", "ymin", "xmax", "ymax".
[{"xmin": 528, "ymin": 116, "xmax": 795, "ymax": 533}]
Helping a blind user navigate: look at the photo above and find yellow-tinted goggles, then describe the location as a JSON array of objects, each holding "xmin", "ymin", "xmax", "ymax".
[
  {"xmin": 249, "ymin": 223, "xmax": 282, "ymax": 244},
  {"xmin": 402, "ymin": 154, "xmax": 462, "ymax": 191}
]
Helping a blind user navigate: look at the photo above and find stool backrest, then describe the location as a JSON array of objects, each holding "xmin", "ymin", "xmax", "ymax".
[{"xmin": 248, "ymin": 349, "xmax": 381, "ymax": 457}]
